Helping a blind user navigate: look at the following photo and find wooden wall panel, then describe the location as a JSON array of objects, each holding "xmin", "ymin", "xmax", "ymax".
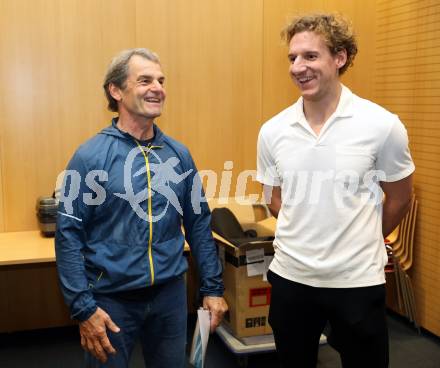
[
  {"xmin": 0, "ymin": 1, "xmax": 5, "ymax": 232},
  {"xmin": 135, "ymin": 0, "xmax": 264, "ymax": 184},
  {"xmin": 0, "ymin": 142, "xmax": 4, "ymax": 232},
  {"xmin": 374, "ymin": 0, "xmax": 440, "ymax": 336},
  {"xmin": 0, "ymin": 0, "xmax": 136, "ymax": 231},
  {"xmin": 0, "ymin": 0, "xmax": 378, "ymax": 231},
  {"xmin": 0, "ymin": 0, "xmax": 62, "ymax": 232},
  {"xmin": 0, "ymin": 1, "xmax": 263, "ymax": 230}
]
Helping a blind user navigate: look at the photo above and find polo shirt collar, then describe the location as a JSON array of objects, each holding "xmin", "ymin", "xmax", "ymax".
[{"xmin": 290, "ymin": 84, "xmax": 354, "ymax": 128}]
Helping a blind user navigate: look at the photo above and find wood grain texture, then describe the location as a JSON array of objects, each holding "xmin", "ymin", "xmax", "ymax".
[
  {"xmin": 373, "ymin": 0, "xmax": 440, "ymax": 336},
  {"xmin": 0, "ymin": 231, "xmax": 55, "ymax": 265},
  {"xmin": 0, "ymin": 0, "xmax": 377, "ymax": 230},
  {"xmin": 135, "ymin": 0, "xmax": 263, "ymax": 196}
]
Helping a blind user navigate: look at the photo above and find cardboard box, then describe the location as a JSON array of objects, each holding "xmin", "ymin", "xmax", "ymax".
[{"xmin": 209, "ymin": 198, "xmax": 276, "ymax": 338}]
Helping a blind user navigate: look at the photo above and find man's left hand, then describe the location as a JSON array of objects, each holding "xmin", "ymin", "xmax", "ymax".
[{"xmin": 202, "ymin": 296, "xmax": 228, "ymax": 333}]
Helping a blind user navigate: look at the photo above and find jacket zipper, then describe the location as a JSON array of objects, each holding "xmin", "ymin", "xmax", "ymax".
[{"xmin": 134, "ymin": 140, "xmax": 163, "ymax": 286}]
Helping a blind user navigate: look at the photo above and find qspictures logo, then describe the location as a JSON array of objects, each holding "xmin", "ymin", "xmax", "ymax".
[
  {"xmin": 113, "ymin": 147, "xmax": 193, "ymax": 221},
  {"xmin": 56, "ymin": 150, "xmax": 386, "ymax": 223}
]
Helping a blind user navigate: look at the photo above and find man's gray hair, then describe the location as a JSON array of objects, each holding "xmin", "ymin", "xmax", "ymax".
[{"xmin": 103, "ymin": 48, "xmax": 160, "ymax": 112}]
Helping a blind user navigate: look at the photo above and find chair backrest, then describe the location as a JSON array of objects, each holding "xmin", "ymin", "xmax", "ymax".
[
  {"xmin": 210, "ymin": 207, "xmax": 274, "ymax": 246},
  {"xmin": 402, "ymin": 199, "xmax": 418, "ymax": 271},
  {"xmin": 393, "ymin": 195, "xmax": 414, "ymax": 258},
  {"xmin": 208, "ymin": 197, "xmax": 256, "ymax": 223},
  {"xmin": 211, "ymin": 207, "xmax": 247, "ymax": 240},
  {"xmin": 385, "ymin": 225, "xmax": 400, "ymax": 244},
  {"xmin": 399, "ymin": 194, "xmax": 416, "ymax": 265},
  {"xmin": 386, "ymin": 194, "xmax": 417, "ymax": 273}
]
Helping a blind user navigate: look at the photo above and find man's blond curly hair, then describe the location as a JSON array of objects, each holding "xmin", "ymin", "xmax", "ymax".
[{"xmin": 281, "ymin": 13, "xmax": 358, "ymax": 75}]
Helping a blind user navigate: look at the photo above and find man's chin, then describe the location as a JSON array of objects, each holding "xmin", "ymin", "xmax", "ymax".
[
  {"xmin": 301, "ymin": 91, "xmax": 318, "ymax": 101},
  {"xmin": 143, "ymin": 109, "xmax": 163, "ymax": 119}
]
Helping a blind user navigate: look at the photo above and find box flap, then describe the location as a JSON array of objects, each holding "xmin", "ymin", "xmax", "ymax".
[
  {"xmin": 254, "ymin": 217, "xmax": 276, "ymax": 237},
  {"xmin": 212, "ymin": 231, "xmax": 236, "ymax": 249}
]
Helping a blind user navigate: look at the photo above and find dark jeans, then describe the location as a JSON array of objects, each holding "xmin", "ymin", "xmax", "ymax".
[
  {"xmin": 267, "ymin": 270, "xmax": 389, "ymax": 368},
  {"xmin": 84, "ymin": 276, "xmax": 187, "ymax": 368}
]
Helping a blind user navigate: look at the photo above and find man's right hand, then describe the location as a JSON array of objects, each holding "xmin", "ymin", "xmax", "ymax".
[{"xmin": 79, "ymin": 307, "xmax": 120, "ymax": 363}]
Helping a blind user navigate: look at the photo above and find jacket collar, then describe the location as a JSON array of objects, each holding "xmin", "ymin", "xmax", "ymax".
[{"xmin": 111, "ymin": 117, "xmax": 165, "ymax": 145}]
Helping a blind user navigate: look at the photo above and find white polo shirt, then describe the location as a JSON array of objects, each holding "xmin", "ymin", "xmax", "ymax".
[{"xmin": 257, "ymin": 85, "xmax": 415, "ymax": 288}]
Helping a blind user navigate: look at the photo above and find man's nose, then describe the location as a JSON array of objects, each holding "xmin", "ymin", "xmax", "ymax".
[
  {"xmin": 291, "ymin": 57, "xmax": 307, "ymax": 73},
  {"xmin": 151, "ymin": 80, "xmax": 164, "ymax": 91}
]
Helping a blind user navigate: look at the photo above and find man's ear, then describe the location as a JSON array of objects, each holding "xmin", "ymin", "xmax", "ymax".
[
  {"xmin": 335, "ymin": 49, "xmax": 348, "ymax": 71},
  {"xmin": 109, "ymin": 83, "xmax": 123, "ymax": 102}
]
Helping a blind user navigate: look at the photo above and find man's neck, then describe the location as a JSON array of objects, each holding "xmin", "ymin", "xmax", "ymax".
[
  {"xmin": 116, "ymin": 113, "xmax": 155, "ymax": 141},
  {"xmin": 303, "ymin": 83, "xmax": 342, "ymax": 135}
]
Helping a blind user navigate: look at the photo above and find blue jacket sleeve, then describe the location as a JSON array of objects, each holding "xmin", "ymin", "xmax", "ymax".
[
  {"xmin": 55, "ymin": 152, "xmax": 97, "ymax": 321},
  {"xmin": 182, "ymin": 155, "xmax": 224, "ymax": 297}
]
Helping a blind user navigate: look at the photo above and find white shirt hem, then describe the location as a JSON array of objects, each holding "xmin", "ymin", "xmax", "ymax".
[{"xmin": 269, "ymin": 264, "xmax": 386, "ymax": 288}]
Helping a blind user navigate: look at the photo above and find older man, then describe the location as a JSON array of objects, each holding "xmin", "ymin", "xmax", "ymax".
[{"xmin": 56, "ymin": 48, "xmax": 227, "ymax": 368}]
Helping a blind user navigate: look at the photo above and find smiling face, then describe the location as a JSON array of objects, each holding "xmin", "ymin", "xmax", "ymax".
[
  {"xmin": 110, "ymin": 55, "xmax": 166, "ymax": 121},
  {"xmin": 288, "ymin": 31, "xmax": 346, "ymax": 102}
]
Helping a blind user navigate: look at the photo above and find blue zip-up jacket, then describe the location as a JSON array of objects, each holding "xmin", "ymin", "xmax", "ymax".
[{"xmin": 55, "ymin": 119, "xmax": 224, "ymax": 321}]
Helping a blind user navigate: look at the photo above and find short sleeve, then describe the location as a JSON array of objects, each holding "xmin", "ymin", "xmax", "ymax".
[
  {"xmin": 256, "ymin": 127, "xmax": 281, "ymax": 186},
  {"xmin": 376, "ymin": 116, "xmax": 415, "ymax": 182}
]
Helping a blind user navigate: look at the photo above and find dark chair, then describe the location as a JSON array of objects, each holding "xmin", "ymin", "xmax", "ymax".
[{"xmin": 210, "ymin": 207, "xmax": 273, "ymax": 247}]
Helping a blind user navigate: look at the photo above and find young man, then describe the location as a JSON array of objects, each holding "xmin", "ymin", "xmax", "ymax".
[
  {"xmin": 257, "ymin": 14, "xmax": 414, "ymax": 368},
  {"xmin": 55, "ymin": 48, "xmax": 228, "ymax": 368}
]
